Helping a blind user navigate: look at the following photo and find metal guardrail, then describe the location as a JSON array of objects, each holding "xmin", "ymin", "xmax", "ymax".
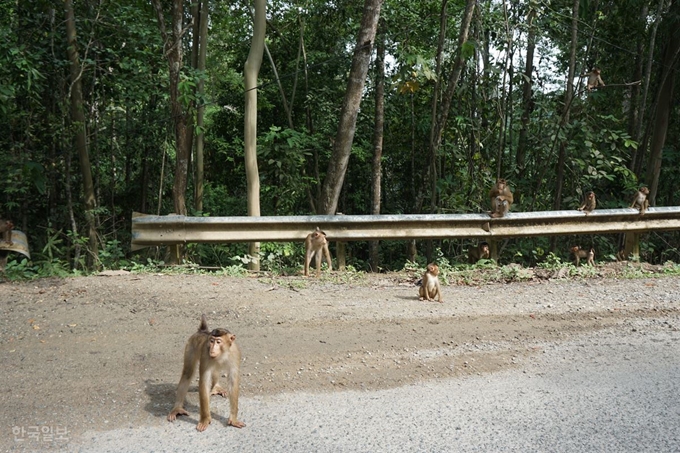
[
  {"xmin": 130, "ymin": 207, "xmax": 680, "ymax": 251},
  {"xmin": 0, "ymin": 230, "xmax": 30, "ymax": 258}
]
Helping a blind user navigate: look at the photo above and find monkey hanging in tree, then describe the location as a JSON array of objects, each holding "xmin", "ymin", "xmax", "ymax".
[{"xmin": 583, "ymin": 68, "xmax": 605, "ymax": 91}]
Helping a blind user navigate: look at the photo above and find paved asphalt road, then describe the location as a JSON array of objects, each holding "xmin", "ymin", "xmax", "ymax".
[{"xmin": 67, "ymin": 324, "xmax": 679, "ymax": 452}]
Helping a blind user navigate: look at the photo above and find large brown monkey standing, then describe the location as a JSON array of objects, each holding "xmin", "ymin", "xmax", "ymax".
[
  {"xmin": 167, "ymin": 315, "xmax": 245, "ymax": 431},
  {"xmin": 304, "ymin": 227, "xmax": 333, "ymax": 277}
]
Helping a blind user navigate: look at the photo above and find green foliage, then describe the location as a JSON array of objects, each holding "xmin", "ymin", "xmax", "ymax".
[
  {"xmin": 536, "ymin": 252, "xmax": 565, "ymax": 269},
  {"xmin": 259, "ymin": 241, "xmax": 301, "ymax": 275},
  {"xmin": 98, "ymin": 239, "xmax": 129, "ymax": 270},
  {"xmin": 3, "ymin": 258, "xmax": 40, "ymax": 280},
  {"xmin": 1, "ymin": 0, "xmax": 680, "ymax": 276},
  {"xmin": 258, "ymin": 127, "xmax": 325, "ymax": 213}
]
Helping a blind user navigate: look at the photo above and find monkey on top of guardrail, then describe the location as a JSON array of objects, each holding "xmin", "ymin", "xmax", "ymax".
[
  {"xmin": 630, "ymin": 187, "xmax": 649, "ymax": 215},
  {"xmin": 489, "ymin": 179, "xmax": 514, "ymax": 218},
  {"xmin": 578, "ymin": 191, "xmax": 597, "ymax": 215}
]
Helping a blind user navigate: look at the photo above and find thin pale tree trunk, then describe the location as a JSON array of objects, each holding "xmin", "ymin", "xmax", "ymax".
[{"xmin": 244, "ymin": 0, "xmax": 266, "ymax": 270}]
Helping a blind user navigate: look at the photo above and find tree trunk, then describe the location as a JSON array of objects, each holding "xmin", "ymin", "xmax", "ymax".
[
  {"xmin": 194, "ymin": 0, "xmax": 209, "ymax": 213},
  {"xmin": 426, "ymin": 0, "xmax": 447, "ymax": 212},
  {"xmin": 244, "ymin": 0, "xmax": 266, "ymax": 270},
  {"xmin": 645, "ymin": 4, "xmax": 680, "ymax": 205},
  {"xmin": 64, "ymin": 0, "xmax": 98, "ymax": 269},
  {"xmin": 151, "ymin": 0, "xmax": 194, "ymax": 262},
  {"xmin": 633, "ymin": 0, "xmax": 668, "ymax": 176},
  {"xmin": 553, "ymin": 0, "xmax": 579, "ymax": 211},
  {"xmin": 419, "ymin": 0, "xmax": 475, "ymax": 213},
  {"xmin": 369, "ymin": 26, "xmax": 385, "ymax": 272},
  {"xmin": 626, "ymin": 4, "xmax": 647, "ymax": 144},
  {"xmin": 516, "ymin": 7, "xmax": 536, "ymax": 177},
  {"xmin": 319, "ymin": 0, "xmax": 384, "ymax": 215}
]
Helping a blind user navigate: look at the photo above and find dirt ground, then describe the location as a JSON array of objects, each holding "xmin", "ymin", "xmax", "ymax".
[{"xmin": 1, "ymin": 266, "xmax": 680, "ymax": 451}]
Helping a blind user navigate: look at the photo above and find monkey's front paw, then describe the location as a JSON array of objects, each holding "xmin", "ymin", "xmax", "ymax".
[
  {"xmin": 196, "ymin": 418, "xmax": 212, "ymax": 432},
  {"xmin": 228, "ymin": 419, "xmax": 246, "ymax": 428},
  {"xmin": 167, "ymin": 408, "xmax": 188, "ymax": 421}
]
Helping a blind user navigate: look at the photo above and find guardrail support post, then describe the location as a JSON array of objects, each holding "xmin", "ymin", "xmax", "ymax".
[
  {"xmin": 623, "ymin": 233, "xmax": 641, "ymax": 261},
  {"xmin": 489, "ymin": 240, "xmax": 500, "ymax": 262},
  {"xmin": 336, "ymin": 241, "xmax": 346, "ymax": 271}
]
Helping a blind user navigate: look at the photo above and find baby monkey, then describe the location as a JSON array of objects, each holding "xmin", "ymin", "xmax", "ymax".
[
  {"xmin": 630, "ymin": 187, "xmax": 649, "ymax": 215},
  {"xmin": 584, "ymin": 68, "xmax": 605, "ymax": 91},
  {"xmin": 418, "ymin": 263, "xmax": 443, "ymax": 303},
  {"xmin": 468, "ymin": 242, "xmax": 490, "ymax": 263},
  {"xmin": 167, "ymin": 315, "xmax": 245, "ymax": 431},
  {"xmin": 570, "ymin": 246, "xmax": 595, "ymax": 266},
  {"xmin": 578, "ymin": 191, "xmax": 596, "ymax": 215}
]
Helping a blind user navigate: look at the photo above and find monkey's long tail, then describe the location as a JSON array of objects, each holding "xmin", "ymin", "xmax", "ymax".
[{"xmin": 199, "ymin": 314, "xmax": 209, "ymax": 332}]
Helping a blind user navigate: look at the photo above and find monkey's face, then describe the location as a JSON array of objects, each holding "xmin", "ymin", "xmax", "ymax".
[
  {"xmin": 481, "ymin": 245, "xmax": 489, "ymax": 255},
  {"xmin": 640, "ymin": 187, "xmax": 649, "ymax": 195},
  {"xmin": 570, "ymin": 246, "xmax": 579, "ymax": 253},
  {"xmin": 427, "ymin": 263, "xmax": 439, "ymax": 276},
  {"xmin": 209, "ymin": 336, "xmax": 226, "ymax": 358}
]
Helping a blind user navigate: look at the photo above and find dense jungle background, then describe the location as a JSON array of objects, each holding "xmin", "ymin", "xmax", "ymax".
[{"xmin": 1, "ymin": 0, "xmax": 679, "ymax": 277}]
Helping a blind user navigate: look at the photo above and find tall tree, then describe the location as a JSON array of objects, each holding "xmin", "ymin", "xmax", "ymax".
[
  {"xmin": 151, "ymin": 0, "xmax": 193, "ymax": 219},
  {"xmin": 516, "ymin": 6, "xmax": 536, "ymax": 177},
  {"xmin": 151, "ymin": 0, "xmax": 195, "ymax": 263},
  {"xmin": 422, "ymin": 0, "xmax": 475, "ymax": 212},
  {"xmin": 64, "ymin": 0, "xmax": 98, "ymax": 269},
  {"xmin": 244, "ymin": 0, "xmax": 266, "ymax": 270},
  {"xmin": 369, "ymin": 24, "xmax": 385, "ymax": 272},
  {"xmin": 645, "ymin": 0, "xmax": 680, "ymax": 205},
  {"xmin": 318, "ymin": 0, "xmax": 384, "ymax": 215},
  {"xmin": 553, "ymin": 0, "xmax": 579, "ymax": 211},
  {"xmin": 194, "ymin": 0, "xmax": 209, "ymax": 213},
  {"xmin": 632, "ymin": 0, "xmax": 668, "ymax": 176}
]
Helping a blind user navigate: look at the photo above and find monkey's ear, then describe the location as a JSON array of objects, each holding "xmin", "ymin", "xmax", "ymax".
[{"xmin": 229, "ymin": 334, "xmax": 236, "ymax": 342}]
